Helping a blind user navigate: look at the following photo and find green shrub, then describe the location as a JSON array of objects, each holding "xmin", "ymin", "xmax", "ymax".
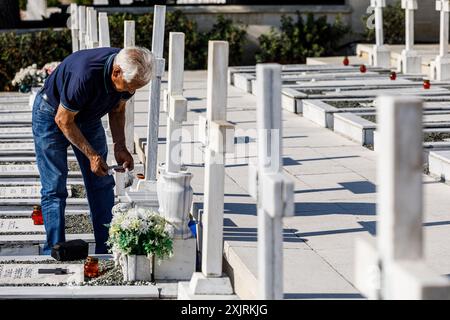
[
  {"xmin": 256, "ymin": 12, "xmax": 350, "ymax": 64},
  {"xmin": 362, "ymin": 0, "xmax": 405, "ymax": 44},
  {"xmin": 0, "ymin": 29, "xmax": 72, "ymax": 91}
]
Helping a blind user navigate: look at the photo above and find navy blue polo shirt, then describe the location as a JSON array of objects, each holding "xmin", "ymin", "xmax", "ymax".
[{"xmin": 42, "ymin": 47, "xmax": 133, "ymax": 123}]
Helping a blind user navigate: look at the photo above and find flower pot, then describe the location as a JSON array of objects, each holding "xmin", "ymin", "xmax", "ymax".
[
  {"xmin": 157, "ymin": 170, "xmax": 193, "ymax": 239},
  {"xmin": 119, "ymin": 254, "xmax": 153, "ymax": 282}
]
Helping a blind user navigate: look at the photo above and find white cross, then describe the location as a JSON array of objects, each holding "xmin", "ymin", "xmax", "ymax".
[
  {"xmin": 371, "ymin": 0, "xmax": 386, "ymax": 47},
  {"xmin": 70, "ymin": 3, "xmax": 79, "ymax": 52},
  {"xmin": 199, "ymin": 41, "xmax": 235, "ymax": 277},
  {"xmin": 78, "ymin": 6, "xmax": 86, "ymax": 50},
  {"xmin": 248, "ymin": 64, "xmax": 294, "ymax": 300},
  {"xmin": 165, "ymin": 32, "xmax": 188, "ymax": 174},
  {"xmin": 437, "ymin": 0, "xmax": 450, "ymax": 57},
  {"xmin": 355, "ymin": 96, "xmax": 450, "ymax": 299},
  {"xmin": 115, "ymin": 20, "xmax": 136, "ymax": 198},
  {"xmin": 98, "ymin": 12, "xmax": 110, "ymax": 48},
  {"xmin": 402, "ymin": 0, "xmax": 417, "ymax": 51},
  {"xmin": 124, "ymin": 20, "xmax": 135, "ymax": 154},
  {"xmin": 145, "ymin": 5, "xmax": 166, "ymax": 182}
]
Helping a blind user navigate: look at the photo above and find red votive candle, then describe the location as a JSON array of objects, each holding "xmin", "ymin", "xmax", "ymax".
[{"xmin": 31, "ymin": 205, "xmax": 43, "ymax": 225}]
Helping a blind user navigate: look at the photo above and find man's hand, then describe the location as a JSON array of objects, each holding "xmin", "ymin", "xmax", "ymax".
[
  {"xmin": 90, "ymin": 154, "xmax": 109, "ymax": 176},
  {"xmin": 114, "ymin": 145, "xmax": 134, "ymax": 171}
]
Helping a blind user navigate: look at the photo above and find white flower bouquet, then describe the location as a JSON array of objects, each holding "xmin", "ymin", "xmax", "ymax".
[
  {"xmin": 107, "ymin": 204, "xmax": 174, "ymax": 260},
  {"xmin": 11, "ymin": 61, "xmax": 60, "ymax": 93}
]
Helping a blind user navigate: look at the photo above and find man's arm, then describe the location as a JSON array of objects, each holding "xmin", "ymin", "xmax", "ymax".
[
  {"xmin": 55, "ymin": 106, "xmax": 108, "ymax": 176},
  {"xmin": 108, "ymin": 100, "xmax": 134, "ymax": 170}
]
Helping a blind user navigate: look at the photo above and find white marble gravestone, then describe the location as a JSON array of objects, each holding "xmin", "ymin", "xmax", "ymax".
[
  {"xmin": 248, "ymin": 64, "xmax": 294, "ymax": 300},
  {"xmin": 70, "ymin": 3, "xmax": 80, "ymax": 52},
  {"xmin": 98, "ymin": 12, "xmax": 111, "ymax": 48},
  {"xmin": 88, "ymin": 8, "xmax": 99, "ymax": 49},
  {"xmin": 124, "ymin": 20, "xmax": 135, "ymax": 153},
  {"xmin": 164, "ymin": 32, "xmax": 188, "ymax": 174},
  {"xmin": 431, "ymin": 0, "xmax": 450, "ymax": 80},
  {"xmin": 354, "ymin": 96, "xmax": 450, "ymax": 300},
  {"xmin": 178, "ymin": 41, "xmax": 237, "ymax": 300},
  {"xmin": 114, "ymin": 20, "xmax": 136, "ymax": 198},
  {"xmin": 78, "ymin": 6, "xmax": 87, "ymax": 50},
  {"xmin": 155, "ymin": 32, "xmax": 195, "ymax": 281},
  {"xmin": 0, "ymin": 264, "xmax": 84, "ymax": 285},
  {"xmin": 398, "ymin": 0, "xmax": 422, "ymax": 74},
  {"xmin": 370, "ymin": 0, "xmax": 391, "ymax": 68},
  {"xmin": 144, "ymin": 5, "xmax": 166, "ymax": 184}
]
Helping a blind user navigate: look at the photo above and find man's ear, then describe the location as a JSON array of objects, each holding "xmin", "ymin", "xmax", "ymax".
[{"xmin": 112, "ymin": 65, "xmax": 122, "ymax": 78}]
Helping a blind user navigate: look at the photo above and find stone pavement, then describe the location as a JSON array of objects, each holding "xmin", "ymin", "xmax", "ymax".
[{"xmin": 133, "ymin": 70, "xmax": 450, "ymax": 299}]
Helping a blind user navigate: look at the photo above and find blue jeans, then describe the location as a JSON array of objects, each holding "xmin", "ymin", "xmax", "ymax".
[{"xmin": 32, "ymin": 92, "xmax": 115, "ymax": 254}]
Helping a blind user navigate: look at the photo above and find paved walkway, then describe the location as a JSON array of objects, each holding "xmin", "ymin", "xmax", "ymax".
[{"xmin": 133, "ymin": 70, "xmax": 450, "ymax": 299}]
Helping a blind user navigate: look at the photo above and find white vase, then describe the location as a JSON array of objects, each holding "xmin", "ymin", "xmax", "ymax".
[
  {"xmin": 119, "ymin": 254, "xmax": 153, "ymax": 282},
  {"xmin": 157, "ymin": 169, "xmax": 193, "ymax": 239}
]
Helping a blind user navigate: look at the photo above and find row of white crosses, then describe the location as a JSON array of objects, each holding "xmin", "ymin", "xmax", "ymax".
[
  {"xmin": 70, "ymin": 4, "xmax": 112, "ymax": 52},
  {"xmin": 371, "ymin": 0, "xmax": 422, "ymax": 74},
  {"xmin": 355, "ymin": 96, "xmax": 450, "ymax": 299},
  {"xmin": 432, "ymin": 0, "xmax": 450, "ymax": 80}
]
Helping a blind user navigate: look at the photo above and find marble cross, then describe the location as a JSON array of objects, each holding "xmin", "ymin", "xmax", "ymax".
[
  {"xmin": 78, "ymin": 6, "xmax": 87, "ymax": 50},
  {"xmin": 88, "ymin": 8, "xmax": 98, "ymax": 49},
  {"xmin": 355, "ymin": 96, "xmax": 450, "ymax": 299},
  {"xmin": 402, "ymin": 0, "xmax": 417, "ymax": 51},
  {"xmin": 124, "ymin": 20, "xmax": 136, "ymax": 154},
  {"xmin": 145, "ymin": 5, "xmax": 166, "ymax": 182},
  {"xmin": 98, "ymin": 12, "xmax": 110, "ymax": 48},
  {"xmin": 437, "ymin": 0, "xmax": 450, "ymax": 57},
  {"xmin": 200, "ymin": 41, "xmax": 235, "ymax": 277},
  {"xmin": 371, "ymin": 0, "xmax": 386, "ymax": 47},
  {"xmin": 115, "ymin": 20, "xmax": 136, "ymax": 198},
  {"xmin": 248, "ymin": 64, "xmax": 294, "ymax": 300},
  {"xmin": 165, "ymin": 32, "xmax": 188, "ymax": 174},
  {"xmin": 370, "ymin": 0, "xmax": 391, "ymax": 68},
  {"xmin": 399, "ymin": 0, "xmax": 421, "ymax": 74},
  {"xmin": 431, "ymin": 0, "xmax": 450, "ymax": 80},
  {"xmin": 70, "ymin": 3, "xmax": 79, "ymax": 52}
]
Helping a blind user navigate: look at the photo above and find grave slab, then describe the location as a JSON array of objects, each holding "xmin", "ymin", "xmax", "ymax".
[
  {"xmin": 0, "ymin": 219, "xmax": 44, "ymax": 233},
  {"xmin": 0, "ymin": 264, "xmax": 84, "ymax": 285}
]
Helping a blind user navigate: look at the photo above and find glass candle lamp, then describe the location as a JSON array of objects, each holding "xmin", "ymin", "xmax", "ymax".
[
  {"xmin": 31, "ymin": 205, "xmax": 43, "ymax": 225},
  {"xmin": 84, "ymin": 256, "xmax": 99, "ymax": 278}
]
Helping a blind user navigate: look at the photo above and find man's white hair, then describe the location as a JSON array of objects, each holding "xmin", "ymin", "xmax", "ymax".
[{"xmin": 114, "ymin": 46, "xmax": 155, "ymax": 84}]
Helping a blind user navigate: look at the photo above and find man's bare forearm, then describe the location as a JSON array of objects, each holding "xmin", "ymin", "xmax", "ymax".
[
  {"xmin": 58, "ymin": 121, "xmax": 98, "ymax": 160},
  {"xmin": 109, "ymin": 103, "xmax": 127, "ymax": 151}
]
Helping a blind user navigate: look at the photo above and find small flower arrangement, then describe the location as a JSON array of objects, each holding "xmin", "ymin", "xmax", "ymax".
[
  {"xmin": 11, "ymin": 61, "xmax": 60, "ymax": 93},
  {"xmin": 107, "ymin": 204, "xmax": 174, "ymax": 260}
]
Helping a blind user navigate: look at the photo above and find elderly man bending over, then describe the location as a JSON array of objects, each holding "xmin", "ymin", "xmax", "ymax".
[{"xmin": 32, "ymin": 47, "xmax": 154, "ymax": 254}]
